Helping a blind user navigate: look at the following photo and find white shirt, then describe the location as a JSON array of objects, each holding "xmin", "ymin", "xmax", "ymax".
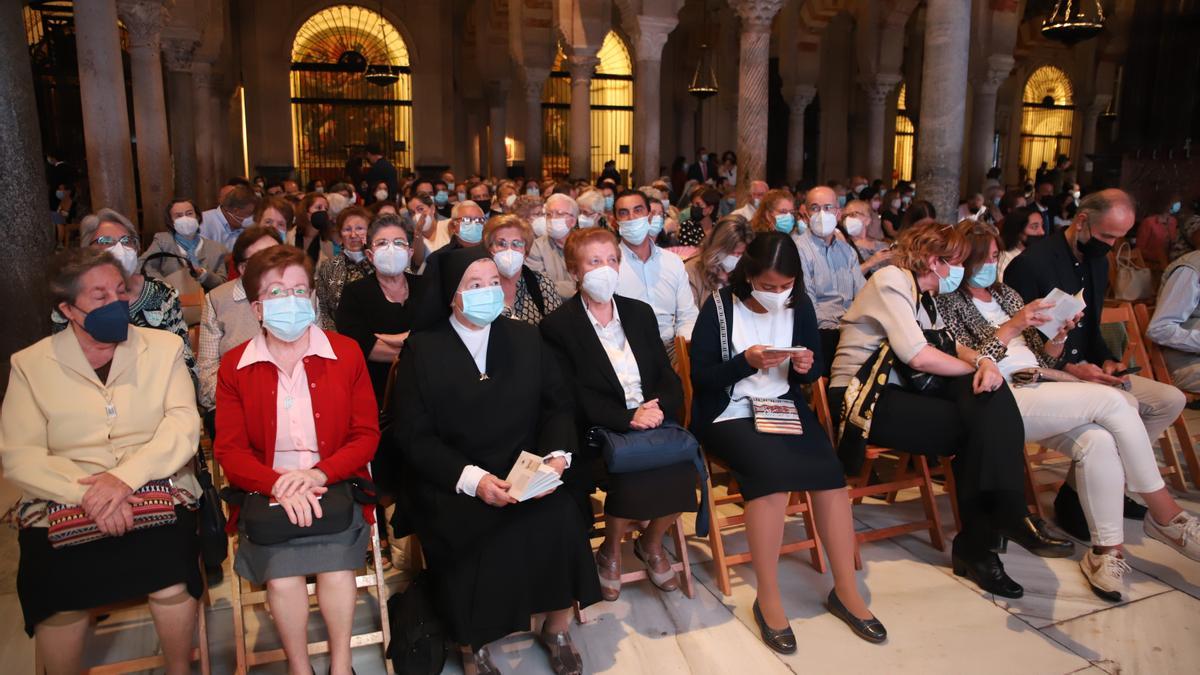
[
  {"xmin": 733, "ymin": 203, "xmax": 757, "ymax": 221},
  {"xmin": 1147, "ymin": 261, "xmax": 1200, "ymax": 354},
  {"xmin": 585, "ymin": 302, "xmax": 643, "ymax": 409},
  {"xmin": 422, "ymin": 217, "xmax": 452, "ymax": 259},
  {"xmin": 714, "ymin": 297, "xmax": 794, "ymax": 422},
  {"xmin": 972, "ymin": 297, "xmax": 1040, "ymax": 381},
  {"xmin": 997, "ymin": 248, "xmax": 1021, "ymax": 282},
  {"xmin": 616, "ymin": 242, "xmax": 699, "ymax": 344}
]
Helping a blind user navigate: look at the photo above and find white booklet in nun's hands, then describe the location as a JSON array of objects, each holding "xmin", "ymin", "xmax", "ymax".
[
  {"xmin": 504, "ymin": 451, "xmax": 563, "ymax": 502},
  {"xmin": 1037, "ymin": 288, "xmax": 1087, "ymax": 338}
]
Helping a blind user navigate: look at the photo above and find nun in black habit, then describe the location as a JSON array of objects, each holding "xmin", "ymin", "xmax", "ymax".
[{"xmin": 388, "ymin": 246, "xmax": 600, "ymax": 675}]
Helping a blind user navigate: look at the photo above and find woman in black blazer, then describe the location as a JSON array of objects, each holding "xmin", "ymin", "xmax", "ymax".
[
  {"xmin": 541, "ymin": 227, "xmax": 698, "ymax": 602},
  {"xmin": 690, "ymin": 232, "xmax": 885, "ymax": 652}
]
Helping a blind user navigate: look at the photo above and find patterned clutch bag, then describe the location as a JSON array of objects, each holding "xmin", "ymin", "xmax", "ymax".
[{"xmin": 46, "ymin": 478, "xmax": 178, "ymax": 549}]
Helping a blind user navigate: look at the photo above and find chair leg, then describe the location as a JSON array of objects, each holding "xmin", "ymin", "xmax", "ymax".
[
  {"xmin": 370, "ymin": 522, "xmax": 395, "ymax": 675},
  {"xmin": 851, "ymin": 457, "xmax": 876, "ymax": 505},
  {"xmin": 799, "ymin": 492, "xmax": 826, "ymax": 574},
  {"xmin": 886, "ymin": 455, "xmax": 911, "ymax": 503},
  {"xmin": 704, "ymin": 477, "xmax": 732, "ymax": 597},
  {"xmin": 1022, "ymin": 447, "xmax": 1048, "ymax": 519},
  {"xmin": 916, "ymin": 456, "xmax": 946, "ymax": 551},
  {"xmin": 1174, "ymin": 416, "xmax": 1200, "ymax": 490},
  {"xmin": 229, "ymin": 539, "xmax": 248, "ymax": 675},
  {"xmin": 1159, "ymin": 430, "xmax": 1189, "ymax": 492},
  {"xmin": 671, "ymin": 518, "xmax": 695, "ymax": 599}
]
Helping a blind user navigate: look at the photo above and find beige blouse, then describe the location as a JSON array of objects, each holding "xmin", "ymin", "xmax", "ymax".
[{"xmin": 829, "ymin": 265, "xmax": 933, "ymax": 388}]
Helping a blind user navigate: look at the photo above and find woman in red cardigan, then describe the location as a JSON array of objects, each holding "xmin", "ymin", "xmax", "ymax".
[{"xmin": 215, "ymin": 245, "xmax": 379, "ymax": 675}]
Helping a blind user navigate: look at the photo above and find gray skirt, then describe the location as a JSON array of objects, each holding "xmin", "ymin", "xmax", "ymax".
[{"xmin": 234, "ymin": 507, "xmax": 370, "ymax": 585}]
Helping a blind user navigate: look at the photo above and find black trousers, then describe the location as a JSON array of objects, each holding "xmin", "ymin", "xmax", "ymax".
[{"xmin": 830, "ymin": 375, "xmax": 1027, "ymax": 548}]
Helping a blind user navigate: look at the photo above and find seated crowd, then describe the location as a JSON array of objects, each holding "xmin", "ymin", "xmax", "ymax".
[{"xmin": 5, "ymin": 157, "xmax": 1200, "ymax": 675}]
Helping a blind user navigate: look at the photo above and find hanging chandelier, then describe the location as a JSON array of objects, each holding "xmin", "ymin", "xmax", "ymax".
[
  {"xmin": 1041, "ymin": 0, "xmax": 1106, "ymax": 46},
  {"xmin": 688, "ymin": 43, "xmax": 718, "ymax": 99},
  {"xmin": 364, "ymin": 1, "xmax": 398, "ymax": 86}
]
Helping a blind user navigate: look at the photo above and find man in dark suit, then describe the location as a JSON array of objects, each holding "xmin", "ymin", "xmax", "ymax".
[
  {"xmin": 1005, "ymin": 189, "xmax": 1186, "ymax": 531},
  {"xmin": 1032, "ymin": 178, "xmax": 1057, "ymax": 229},
  {"xmin": 363, "ymin": 142, "xmax": 398, "ymax": 204},
  {"xmin": 686, "ymin": 147, "xmax": 716, "ymax": 184}
]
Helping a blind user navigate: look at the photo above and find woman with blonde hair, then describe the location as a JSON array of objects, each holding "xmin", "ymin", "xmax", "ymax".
[
  {"xmin": 749, "ymin": 189, "xmax": 802, "ymax": 235},
  {"xmin": 685, "ymin": 215, "xmax": 755, "ymax": 307}
]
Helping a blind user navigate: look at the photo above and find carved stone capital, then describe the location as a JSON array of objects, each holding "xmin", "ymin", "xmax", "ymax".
[
  {"xmin": 161, "ymin": 37, "xmax": 198, "ymax": 73},
  {"xmin": 727, "ymin": 0, "xmax": 786, "ymax": 33},
  {"xmin": 566, "ymin": 54, "xmax": 600, "ymax": 82},
  {"xmin": 860, "ymin": 74, "xmax": 902, "ymax": 106},
  {"xmin": 117, "ymin": 0, "xmax": 171, "ymax": 50},
  {"xmin": 522, "ymin": 66, "xmax": 550, "ymax": 100},
  {"xmin": 979, "ymin": 54, "xmax": 1015, "ymax": 95},
  {"xmin": 786, "ymin": 83, "xmax": 818, "ymax": 112},
  {"xmin": 630, "ymin": 15, "xmax": 679, "ymax": 63}
]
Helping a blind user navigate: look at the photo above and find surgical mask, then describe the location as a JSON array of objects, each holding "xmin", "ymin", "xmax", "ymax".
[
  {"xmin": 345, "ymin": 249, "xmax": 365, "ymax": 263},
  {"xmin": 375, "ymin": 189, "xmax": 389, "ymax": 202},
  {"xmin": 527, "ymin": 187, "xmax": 540, "ymax": 196},
  {"xmin": 578, "ymin": 214, "xmax": 596, "ymax": 229},
  {"xmin": 720, "ymin": 254, "xmax": 740, "ymax": 273},
  {"xmin": 1170, "ymin": 201, "xmax": 1182, "ymax": 215},
  {"xmin": 457, "ymin": 191, "xmax": 467, "ymax": 202},
  {"xmin": 581, "ymin": 266, "xmax": 619, "ymax": 302},
  {"xmin": 810, "ymin": 211, "xmax": 838, "ymax": 238},
  {"xmin": 493, "ymin": 249, "xmax": 525, "ymax": 278},
  {"xmin": 107, "ymin": 243, "xmax": 139, "ymax": 276},
  {"xmin": 505, "ymin": 194, "xmax": 517, "ymax": 208},
  {"xmin": 752, "ymin": 198, "xmax": 761, "ymax": 208},
  {"xmin": 648, "ymin": 214, "xmax": 665, "ymax": 237},
  {"xmin": 77, "ymin": 299, "xmax": 130, "ymax": 343},
  {"xmin": 261, "ymin": 295, "xmax": 316, "ymax": 342},
  {"xmin": 619, "ymin": 216, "xmax": 651, "ymax": 246},
  {"xmin": 435, "ymin": 190, "xmax": 449, "ymax": 205},
  {"xmin": 774, "ymin": 213, "xmax": 796, "ymax": 234},
  {"xmin": 531, "ymin": 215, "xmax": 547, "ymax": 238},
  {"xmin": 603, "ymin": 195, "xmax": 615, "ymax": 211},
  {"xmin": 55, "ymin": 190, "xmax": 66, "ymax": 201},
  {"xmin": 661, "ymin": 199, "xmax": 670, "ymax": 213},
  {"xmin": 843, "ymin": 216, "xmax": 864, "ymax": 238},
  {"xmin": 446, "ymin": 180, "xmax": 456, "ymax": 191},
  {"xmin": 458, "ymin": 286, "xmax": 505, "ymax": 326},
  {"xmin": 549, "ymin": 217, "xmax": 571, "ymax": 239},
  {"xmin": 968, "ymin": 262, "xmax": 997, "ymax": 288},
  {"xmin": 241, "ymin": 215, "xmax": 255, "ymax": 228},
  {"xmin": 837, "ymin": 194, "xmax": 848, "ymax": 208},
  {"xmin": 902, "ymin": 195, "xmax": 912, "ymax": 207},
  {"xmin": 458, "ymin": 219, "xmax": 484, "ymax": 244},
  {"xmin": 371, "ymin": 245, "xmax": 410, "ymax": 276},
  {"xmin": 935, "ymin": 262, "xmax": 964, "ymax": 294},
  {"xmin": 854, "ymin": 185, "xmax": 867, "ymax": 195},
  {"xmin": 992, "ymin": 196, "xmax": 1002, "ymax": 206},
  {"xmin": 890, "ymin": 199, "xmax": 901, "ymax": 210},
  {"xmin": 1073, "ymin": 190, "xmax": 1082, "ymax": 200},
  {"xmin": 870, "ymin": 199, "xmax": 882, "ymax": 211},
  {"xmin": 173, "ymin": 216, "xmax": 199, "ymax": 237},
  {"xmin": 751, "ymin": 287, "xmax": 790, "ymax": 313},
  {"xmin": 314, "ymin": 186, "xmax": 325, "ymax": 193}
]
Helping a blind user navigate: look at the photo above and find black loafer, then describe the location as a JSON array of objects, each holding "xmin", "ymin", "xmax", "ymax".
[
  {"xmin": 1053, "ymin": 485, "xmax": 1092, "ymax": 542},
  {"xmin": 826, "ymin": 589, "xmax": 887, "ymax": 643},
  {"xmin": 1123, "ymin": 496, "xmax": 1148, "ymax": 520},
  {"xmin": 1000, "ymin": 515, "xmax": 1074, "ymax": 558},
  {"xmin": 752, "ymin": 600, "xmax": 797, "ymax": 654},
  {"xmin": 952, "ymin": 538, "xmax": 1024, "ymax": 599}
]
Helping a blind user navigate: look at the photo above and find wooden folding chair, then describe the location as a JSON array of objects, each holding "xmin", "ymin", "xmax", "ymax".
[
  {"xmin": 228, "ymin": 521, "xmax": 393, "ymax": 674},
  {"xmin": 676, "ymin": 337, "xmax": 825, "ymax": 596},
  {"xmin": 1101, "ymin": 302, "xmax": 1189, "ymax": 490},
  {"xmin": 811, "ymin": 377, "xmax": 958, "ymax": 568},
  {"xmin": 1134, "ymin": 302, "xmax": 1200, "ymax": 488}
]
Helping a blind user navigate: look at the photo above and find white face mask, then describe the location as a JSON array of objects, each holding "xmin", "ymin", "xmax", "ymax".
[
  {"xmin": 578, "ymin": 214, "xmax": 596, "ymax": 229},
  {"xmin": 530, "ymin": 215, "xmax": 547, "ymax": 238},
  {"xmin": 493, "ymin": 249, "xmax": 525, "ymax": 278},
  {"xmin": 504, "ymin": 194, "xmax": 517, "ymax": 208},
  {"xmin": 751, "ymin": 287, "xmax": 790, "ymax": 313},
  {"xmin": 107, "ymin": 242, "xmax": 139, "ymax": 276},
  {"xmin": 371, "ymin": 245, "xmax": 410, "ymax": 276},
  {"xmin": 345, "ymin": 249, "xmax": 365, "ymax": 263},
  {"xmin": 843, "ymin": 216, "xmax": 864, "ymax": 238},
  {"xmin": 720, "ymin": 254, "xmax": 740, "ymax": 273},
  {"xmin": 374, "ymin": 189, "xmax": 389, "ymax": 202},
  {"xmin": 581, "ymin": 265, "xmax": 619, "ymax": 302},
  {"xmin": 890, "ymin": 199, "xmax": 902, "ymax": 210},
  {"xmin": 173, "ymin": 215, "xmax": 199, "ymax": 237},
  {"xmin": 548, "ymin": 217, "xmax": 571, "ymax": 240},
  {"xmin": 810, "ymin": 211, "xmax": 838, "ymax": 238}
]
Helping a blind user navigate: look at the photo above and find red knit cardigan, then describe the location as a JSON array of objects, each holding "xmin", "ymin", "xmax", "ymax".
[{"xmin": 214, "ymin": 330, "xmax": 380, "ymax": 531}]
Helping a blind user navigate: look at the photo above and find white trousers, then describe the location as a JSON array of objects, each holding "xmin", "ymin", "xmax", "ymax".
[{"xmin": 1013, "ymin": 376, "xmax": 1180, "ymax": 546}]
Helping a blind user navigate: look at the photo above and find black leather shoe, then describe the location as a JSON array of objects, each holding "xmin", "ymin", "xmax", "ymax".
[
  {"xmin": 826, "ymin": 589, "xmax": 887, "ymax": 643},
  {"xmin": 752, "ymin": 600, "xmax": 797, "ymax": 654},
  {"xmin": 1123, "ymin": 496, "xmax": 1148, "ymax": 520},
  {"xmin": 1000, "ymin": 514, "xmax": 1074, "ymax": 558},
  {"xmin": 952, "ymin": 537, "xmax": 1024, "ymax": 598},
  {"xmin": 1053, "ymin": 484, "xmax": 1092, "ymax": 542}
]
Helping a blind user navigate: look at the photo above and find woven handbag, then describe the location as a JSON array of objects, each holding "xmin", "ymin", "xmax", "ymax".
[{"xmin": 46, "ymin": 478, "xmax": 178, "ymax": 548}]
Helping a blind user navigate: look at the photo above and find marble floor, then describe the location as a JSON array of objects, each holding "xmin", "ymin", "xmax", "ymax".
[{"xmin": 1, "ymin": 411, "xmax": 1199, "ymax": 674}]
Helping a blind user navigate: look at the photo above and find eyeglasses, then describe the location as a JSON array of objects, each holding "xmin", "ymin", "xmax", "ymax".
[
  {"xmin": 264, "ymin": 286, "xmax": 310, "ymax": 298},
  {"xmin": 459, "ymin": 217, "xmax": 486, "ymax": 226},
  {"xmin": 371, "ymin": 238, "xmax": 410, "ymax": 250},
  {"xmin": 94, "ymin": 235, "xmax": 135, "ymax": 247},
  {"xmin": 807, "ymin": 204, "xmax": 838, "ymax": 214},
  {"xmin": 492, "ymin": 238, "xmax": 526, "ymax": 251}
]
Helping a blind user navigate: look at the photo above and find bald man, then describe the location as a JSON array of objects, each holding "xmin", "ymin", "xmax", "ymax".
[
  {"xmin": 732, "ymin": 180, "xmax": 769, "ymax": 221},
  {"xmin": 795, "ymin": 185, "xmax": 866, "ymax": 370}
]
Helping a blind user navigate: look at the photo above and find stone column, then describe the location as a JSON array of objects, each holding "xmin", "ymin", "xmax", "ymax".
[
  {"xmin": 119, "ymin": 0, "xmax": 171, "ymax": 234},
  {"xmin": 163, "ymin": 37, "xmax": 198, "ymax": 198},
  {"xmin": 74, "ymin": 0, "xmax": 137, "ymax": 220},
  {"xmin": 861, "ymin": 74, "xmax": 901, "ymax": 183},
  {"xmin": 785, "ymin": 84, "xmax": 817, "ymax": 186},
  {"xmin": 912, "ymin": 0, "xmax": 971, "ymax": 221},
  {"xmin": 967, "ymin": 54, "xmax": 1013, "ymax": 193},
  {"xmin": 0, "ymin": 0, "xmax": 54, "ymax": 386},
  {"xmin": 485, "ymin": 82, "xmax": 510, "ymax": 179},
  {"xmin": 522, "ymin": 67, "xmax": 549, "ymax": 182},
  {"xmin": 1080, "ymin": 95, "xmax": 1111, "ymax": 185},
  {"xmin": 192, "ymin": 61, "xmax": 219, "ymax": 206},
  {"xmin": 567, "ymin": 54, "xmax": 599, "ymax": 180},
  {"xmin": 728, "ymin": 0, "xmax": 785, "ymax": 201},
  {"xmin": 631, "ymin": 15, "xmax": 679, "ymax": 187}
]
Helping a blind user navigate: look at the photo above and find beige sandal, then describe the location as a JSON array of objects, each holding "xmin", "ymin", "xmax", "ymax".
[
  {"xmin": 634, "ymin": 537, "xmax": 679, "ymax": 592},
  {"xmin": 595, "ymin": 548, "xmax": 622, "ymax": 601},
  {"xmin": 539, "ymin": 628, "xmax": 583, "ymax": 675}
]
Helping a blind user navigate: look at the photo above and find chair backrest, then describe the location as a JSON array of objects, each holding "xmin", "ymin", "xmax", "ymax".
[
  {"xmin": 380, "ymin": 355, "xmax": 403, "ymax": 414},
  {"xmin": 1133, "ymin": 302, "xmax": 1178, "ymax": 387},
  {"xmin": 810, "ymin": 377, "xmax": 836, "ymax": 442},
  {"xmin": 673, "ymin": 335, "xmax": 692, "ymax": 427},
  {"xmin": 1100, "ymin": 301, "xmax": 1151, "ymax": 372}
]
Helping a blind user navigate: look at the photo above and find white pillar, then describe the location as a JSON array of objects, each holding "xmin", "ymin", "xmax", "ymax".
[
  {"xmin": 567, "ymin": 54, "xmax": 598, "ymax": 180},
  {"xmin": 522, "ymin": 67, "xmax": 548, "ymax": 182},
  {"xmin": 119, "ymin": 0, "xmax": 171, "ymax": 234},
  {"xmin": 785, "ymin": 84, "xmax": 817, "ymax": 186},
  {"xmin": 861, "ymin": 74, "xmax": 902, "ymax": 183},
  {"xmin": 486, "ymin": 82, "xmax": 510, "ymax": 180},
  {"xmin": 74, "ymin": 0, "xmax": 137, "ymax": 220},
  {"xmin": 728, "ymin": 0, "xmax": 785, "ymax": 200},
  {"xmin": 912, "ymin": 0, "xmax": 971, "ymax": 221},
  {"xmin": 631, "ymin": 15, "xmax": 679, "ymax": 187},
  {"xmin": 967, "ymin": 55, "xmax": 1013, "ymax": 193},
  {"xmin": 193, "ymin": 61, "xmax": 219, "ymax": 207}
]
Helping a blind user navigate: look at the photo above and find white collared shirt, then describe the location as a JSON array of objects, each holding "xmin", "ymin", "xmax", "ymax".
[
  {"xmin": 584, "ymin": 301, "xmax": 643, "ymax": 409},
  {"xmin": 616, "ymin": 241, "xmax": 699, "ymax": 344}
]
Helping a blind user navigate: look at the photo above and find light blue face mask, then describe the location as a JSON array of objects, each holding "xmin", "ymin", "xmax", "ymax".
[
  {"xmin": 619, "ymin": 216, "xmax": 651, "ymax": 246},
  {"xmin": 968, "ymin": 262, "xmax": 997, "ymax": 289},
  {"xmin": 937, "ymin": 262, "xmax": 965, "ymax": 294},
  {"xmin": 774, "ymin": 213, "xmax": 796, "ymax": 234},
  {"xmin": 1170, "ymin": 201, "xmax": 1182, "ymax": 215},
  {"xmin": 648, "ymin": 214, "xmax": 665, "ymax": 237},
  {"xmin": 435, "ymin": 190, "xmax": 449, "ymax": 205},
  {"xmin": 604, "ymin": 195, "xmax": 615, "ymax": 211},
  {"xmin": 837, "ymin": 194, "xmax": 848, "ymax": 208},
  {"xmin": 261, "ymin": 295, "xmax": 316, "ymax": 342},
  {"xmin": 458, "ymin": 218, "xmax": 484, "ymax": 244},
  {"xmin": 459, "ymin": 286, "xmax": 505, "ymax": 326}
]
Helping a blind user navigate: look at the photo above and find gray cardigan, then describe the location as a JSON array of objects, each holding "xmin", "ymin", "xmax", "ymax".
[{"xmin": 140, "ymin": 231, "xmax": 229, "ymax": 290}]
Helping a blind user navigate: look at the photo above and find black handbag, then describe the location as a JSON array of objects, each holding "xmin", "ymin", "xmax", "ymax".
[
  {"xmin": 386, "ymin": 571, "xmax": 448, "ymax": 675},
  {"xmin": 193, "ymin": 452, "xmax": 228, "ymax": 567},
  {"xmin": 222, "ymin": 478, "xmax": 378, "ymax": 546},
  {"xmin": 587, "ymin": 422, "xmax": 700, "ymax": 473},
  {"xmin": 891, "ymin": 280, "xmax": 957, "ymax": 393}
]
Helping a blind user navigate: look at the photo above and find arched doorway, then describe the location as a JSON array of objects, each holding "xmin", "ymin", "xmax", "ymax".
[
  {"xmin": 1020, "ymin": 65, "xmax": 1074, "ymax": 179},
  {"xmin": 541, "ymin": 31, "xmax": 635, "ymax": 181},
  {"xmin": 892, "ymin": 83, "xmax": 915, "ymax": 183},
  {"xmin": 290, "ymin": 4, "xmax": 413, "ymax": 186}
]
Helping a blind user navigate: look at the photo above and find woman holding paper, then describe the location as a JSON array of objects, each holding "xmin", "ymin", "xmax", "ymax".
[
  {"xmin": 690, "ymin": 232, "xmax": 886, "ymax": 652},
  {"xmin": 389, "ymin": 246, "xmax": 600, "ymax": 675},
  {"xmin": 541, "ymin": 227, "xmax": 699, "ymax": 602},
  {"xmin": 937, "ymin": 220, "xmax": 1200, "ymax": 601}
]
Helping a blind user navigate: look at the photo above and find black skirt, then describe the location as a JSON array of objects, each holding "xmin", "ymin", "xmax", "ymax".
[
  {"xmin": 604, "ymin": 461, "xmax": 698, "ymax": 521},
  {"xmin": 701, "ymin": 417, "xmax": 846, "ymax": 501},
  {"xmin": 17, "ymin": 506, "xmax": 203, "ymax": 636}
]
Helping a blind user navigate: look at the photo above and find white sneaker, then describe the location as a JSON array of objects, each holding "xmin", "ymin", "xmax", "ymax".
[
  {"xmin": 1143, "ymin": 511, "xmax": 1200, "ymax": 562},
  {"xmin": 1079, "ymin": 549, "xmax": 1129, "ymax": 601}
]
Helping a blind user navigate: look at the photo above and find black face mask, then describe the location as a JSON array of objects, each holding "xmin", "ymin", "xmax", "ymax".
[
  {"xmin": 1077, "ymin": 229, "xmax": 1112, "ymax": 259},
  {"xmin": 310, "ymin": 210, "xmax": 330, "ymax": 232},
  {"xmin": 1023, "ymin": 234, "xmax": 1045, "ymax": 247}
]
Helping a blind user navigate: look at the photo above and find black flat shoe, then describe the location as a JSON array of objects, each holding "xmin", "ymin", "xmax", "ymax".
[
  {"xmin": 1123, "ymin": 496, "xmax": 1148, "ymax": 521},
  {"xmin": 1053, "ymin": 484, "xmax": 1091, "ymax": 542},
  {"xmin": 825, "ymin": 589, "xmax": 887, "ymax": 643},
  {"xmin": 952, "ymin": 538, "xmax": 1024, "ymax": 599},
  {"xmin": 752, "ymin": 600, "xmax": 797, "ymax": 654},
  {"xmin": 1000, "ymin": 514, "xmax": 1074, "ymax": 558}
]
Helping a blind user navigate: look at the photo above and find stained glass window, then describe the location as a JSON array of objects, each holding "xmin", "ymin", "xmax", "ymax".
[
  {"xmin": 893, "ymin": 84, "xmax": 915, "ymax": 182},
  {"xmin": 1020, "ymin": 66, "xmax": 1074, "ymax": 179}
]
